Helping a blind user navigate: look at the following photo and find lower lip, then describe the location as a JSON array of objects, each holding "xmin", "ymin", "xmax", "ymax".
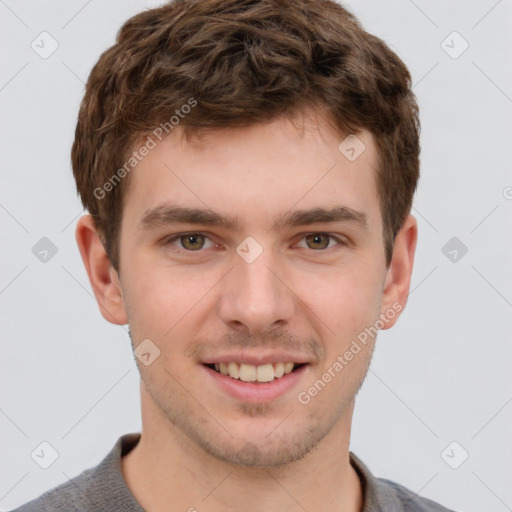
[{"xmin": 203, "ymin": 364, "xmax": 309, "ymax": 403}]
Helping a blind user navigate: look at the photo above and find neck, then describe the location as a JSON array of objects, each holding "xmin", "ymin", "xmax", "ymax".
[{"xmin": 122, "ymin": 388, "xmax": 363, "ymax": 512}]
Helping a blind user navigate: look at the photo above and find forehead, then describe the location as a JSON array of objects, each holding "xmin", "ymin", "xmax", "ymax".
[{"xmin": 121, "ymin": 112, "xmax": 381, "ymax": 234}]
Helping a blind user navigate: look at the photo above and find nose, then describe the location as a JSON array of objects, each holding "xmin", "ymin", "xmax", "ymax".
[{"xmin": 218, "ymin": 246, "xmax": 296, "ymax": 336}]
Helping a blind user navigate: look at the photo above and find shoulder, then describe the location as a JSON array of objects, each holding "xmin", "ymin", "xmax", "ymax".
[
  {"xmin": 376, "ymin": 477, "xmax": 458, "ymax": 512},
  {"xmin": 8, "ymin": 467, "xmax": 99, "ymax": 512},
  {"xmin": 8, "ymin": 433, "xmax": 141, "ymax": 512},
  {"xmin": 350, "ymin": 451, "xmax": 459, "ymax": 512}
]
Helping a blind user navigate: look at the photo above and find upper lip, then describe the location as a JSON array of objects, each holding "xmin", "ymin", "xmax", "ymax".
[{"xmin": 201, "ymin": 351, "xmax": 311, "ymax": 366}]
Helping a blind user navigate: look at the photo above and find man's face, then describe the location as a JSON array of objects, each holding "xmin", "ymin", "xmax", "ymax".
[{"xmin": 115, "ymin": 111, "xmax": 394, "ymax": 466}]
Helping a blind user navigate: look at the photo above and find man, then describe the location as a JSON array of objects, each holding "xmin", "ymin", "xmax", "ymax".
[{"xmin": 12, "ymin": 0, "xmax": 457, "ymax": 510}]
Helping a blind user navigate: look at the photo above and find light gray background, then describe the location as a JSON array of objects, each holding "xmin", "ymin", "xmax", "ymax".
[{"xmin": 1, "ymin": 1, "xmax": 511, "ymax": 510}]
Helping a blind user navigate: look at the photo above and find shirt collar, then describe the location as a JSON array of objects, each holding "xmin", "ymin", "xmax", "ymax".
[{"xmin": 95, "ymin": 433, "xmax": 405, "ymax": 512}]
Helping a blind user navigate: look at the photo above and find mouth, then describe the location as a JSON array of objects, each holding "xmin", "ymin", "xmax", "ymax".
[
  {"xmin": 202, "ymin": 361, "xmax": 309, "ymax": 403},
  {"xmin": 204, "ymin": 362, "xmax": 306, "ymax": 383}
]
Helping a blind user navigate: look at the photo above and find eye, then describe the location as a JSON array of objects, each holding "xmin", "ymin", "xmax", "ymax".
[
  {"xmin": 296, "ymin": 233, "xmax": 345, "ymax": 250},
  {"xmin": 162, "ymin": 231, "xmax": 346, "ymax": 255},
  {"xmin": 164, "ymin": 232, "xmax": 216, "ymax": 251}
]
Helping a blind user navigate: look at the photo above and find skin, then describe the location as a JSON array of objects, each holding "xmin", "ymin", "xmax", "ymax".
[{"xmin": 76, "ymin": 109, "xmax": 417, "ymax": 512}]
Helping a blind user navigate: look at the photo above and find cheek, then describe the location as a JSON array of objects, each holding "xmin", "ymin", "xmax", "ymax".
[
  {"xmin": 123, "ymin": 244, "xmax": 385, "ymax": 347},
  {"xmin": 124, "ymin": 259, "xmax": 219, "ymax": 345},
  {"xmin": 295, "ymin": 263, "xmax": 383, "ymax": 335}
]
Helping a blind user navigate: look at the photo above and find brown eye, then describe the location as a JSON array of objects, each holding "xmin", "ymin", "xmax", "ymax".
[
  {"xmin": 296, "ymin": 233, "xmax": 346, "ymax": 251},
  {"xmin": 164, "ymin": 232, "xmax": 215, "ymax": 252},
  {"xmin": 304, "ymin": 233, "xmax": 332, "ymax": 250},
  {"xmin": 180, "ymin": 233, "xmax": 206, "ymax": 251}
]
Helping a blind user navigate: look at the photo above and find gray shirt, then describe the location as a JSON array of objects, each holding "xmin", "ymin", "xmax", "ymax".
[{"xmin": 10, "ymin": 433, "xmax": 457, "ymax": 511}]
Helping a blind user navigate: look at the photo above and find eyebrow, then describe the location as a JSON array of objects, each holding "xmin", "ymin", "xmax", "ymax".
[{"xmin": 138, "ymin": 204, "xmax": 368, "ymax": 232}]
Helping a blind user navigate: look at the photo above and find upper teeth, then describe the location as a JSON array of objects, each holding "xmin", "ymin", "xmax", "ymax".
[{"xmin": 214, "ymin": 362, "xmax": 295, "ymax": 382}]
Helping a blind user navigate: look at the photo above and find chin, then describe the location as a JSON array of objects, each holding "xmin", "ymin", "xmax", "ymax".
[
  {"xmin": 207, "ymin": 438, "xmax": 317, "ymax": 467},
  {"xmin": 186, "ymin": 418, "xmax": 329, "ymax": 468}
]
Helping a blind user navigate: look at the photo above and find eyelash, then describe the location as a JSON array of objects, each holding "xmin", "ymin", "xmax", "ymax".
[{"xmin": 162, "ymin": 232, "xmax": 347, "ymax": 255}]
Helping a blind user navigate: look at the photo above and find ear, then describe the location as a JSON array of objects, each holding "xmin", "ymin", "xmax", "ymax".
[
  {"xmin": 379, "ymin": 214, "xmax": 418, "ymax": 330},
  {"xmin": 75, "ymin": 214, "xmax": 128, "ymax": 325}
]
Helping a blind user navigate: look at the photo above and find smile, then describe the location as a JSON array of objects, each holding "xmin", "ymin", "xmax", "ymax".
[
  {"xmin": 203, "ymin": 362, "xmax": 309, "ymax": 403},
  {"xmin": 206, "ymin": 362, "xmax": 304, "ymax": 383}
]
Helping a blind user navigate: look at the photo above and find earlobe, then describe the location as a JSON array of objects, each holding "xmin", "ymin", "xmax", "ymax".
[
  {"xmin": 75, "ymin": 214, "xmax": 128, "ymax": 325},
  {"xmin": 379, "ymin": 214, "xmax": 418, "ymax": 330}
]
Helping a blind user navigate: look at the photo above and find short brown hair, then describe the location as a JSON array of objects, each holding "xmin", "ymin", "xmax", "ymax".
[{"xmin": 71, "ymin": 0, "xmax": 420, "ymax": 272}]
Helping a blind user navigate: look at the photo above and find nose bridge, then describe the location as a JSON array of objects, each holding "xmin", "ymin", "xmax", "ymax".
[{"xmin": 218, "ymin": 240, "xmax": 295, "ymax": 333}]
